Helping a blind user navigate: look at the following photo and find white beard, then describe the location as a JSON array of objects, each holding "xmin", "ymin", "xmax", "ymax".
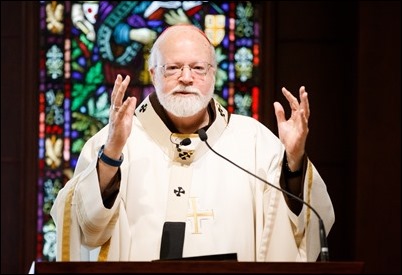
[{"xmin": 157, "ymin": 85, "xmax": 213, "ymax": 117}]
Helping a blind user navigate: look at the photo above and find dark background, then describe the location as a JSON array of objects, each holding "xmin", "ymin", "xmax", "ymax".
[{"xmin": 1, "ymin": 1, "xmax": 400, "ymax": 274}]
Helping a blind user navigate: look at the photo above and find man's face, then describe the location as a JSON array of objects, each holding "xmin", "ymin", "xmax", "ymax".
[{"xmin": 150, "ymin": 26, "xmax": 216, "ymax": 117}]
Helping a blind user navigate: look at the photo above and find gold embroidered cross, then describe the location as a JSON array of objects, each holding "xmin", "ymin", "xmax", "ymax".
[{"xmin": 187, "ymin": 197, "xmax": 214, "ymax": 234}]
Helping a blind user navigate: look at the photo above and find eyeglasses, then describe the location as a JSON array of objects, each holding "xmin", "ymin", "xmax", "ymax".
[{"xmin": 155, "ymin": 62, "xmax": 213, "ymax": 77}]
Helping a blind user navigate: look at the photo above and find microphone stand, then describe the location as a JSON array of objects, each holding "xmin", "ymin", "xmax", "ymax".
[{"xmin": 198, "ymin": 129, "xmax": 329, "ymax": 262}]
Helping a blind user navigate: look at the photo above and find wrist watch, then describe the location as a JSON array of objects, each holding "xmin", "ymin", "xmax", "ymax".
[{"xmin": 98, "ymin": 145, "xmax": 124, "ymax": 167}]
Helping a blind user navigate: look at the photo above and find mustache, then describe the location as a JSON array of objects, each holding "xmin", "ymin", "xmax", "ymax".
[{"xmin": 169, "ymin": 85, "xmax": 201, "ymax": 95}]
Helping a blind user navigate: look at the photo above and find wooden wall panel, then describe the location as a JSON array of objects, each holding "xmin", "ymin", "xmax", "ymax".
[
  {"xmin": 273, "ymin": 2, "xmax": 358, "ymax": 262},
  {"xmin": 1, "ymin": 1, "xmax": 39, "ymax": 274},
  {"xmin": 356, "ymin": 1, "xmax": 401, "ymax": 273}
]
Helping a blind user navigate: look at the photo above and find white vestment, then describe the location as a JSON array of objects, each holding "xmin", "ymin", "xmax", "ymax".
[{"xmin": 51, "ymin": 95, "xmax": 335, "ymax": 262}]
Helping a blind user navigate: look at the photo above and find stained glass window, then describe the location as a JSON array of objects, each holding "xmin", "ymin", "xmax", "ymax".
[{"xmin": 38, "ymin": 1, "xmax": 262, "ymax": 261}]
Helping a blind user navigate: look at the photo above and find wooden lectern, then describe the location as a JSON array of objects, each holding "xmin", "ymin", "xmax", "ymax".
[{"xmin": 34, "ymin": 261, "xmax": 365, "ymax": 274}]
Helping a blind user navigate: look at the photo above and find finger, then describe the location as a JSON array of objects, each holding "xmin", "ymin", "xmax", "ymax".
[
  {"xmin": 273, "ymin": 101, "xmax": 286, "ymax": 124},
  {"xmin": 299, "ymin": 86, "xmax": 310, "ymax": 119},
  {"xmin": 111, "ymin": 75, "xmax": 131, "ymax": 108},
  {"xmin": 299, "ymin": 108, "xmax": 309, "ymax": 129},
  {"xmin": 282, "ymin": 87, "xmax": 299, "ymax": 111},
  {"xmin": 115, "ymin": 96, "xmax": 137, "ymax": 116},
  {"xmin": 114, "ymin": 75, "xmax": 131, "ymax": 107},
  {"xmin": 111, "ymin": 74, "xmax": 123, "ymax": 105}
]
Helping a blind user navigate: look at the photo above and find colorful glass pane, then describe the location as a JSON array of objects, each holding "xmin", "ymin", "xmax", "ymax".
[{"xmin": 38, "ymin": 1, "xmax": 262, "ymax": 261}]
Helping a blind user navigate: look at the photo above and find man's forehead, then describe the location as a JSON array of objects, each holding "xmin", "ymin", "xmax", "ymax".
[{"xmin": 157, "ymin": 24, "xmax": 212, "ymax": 46}]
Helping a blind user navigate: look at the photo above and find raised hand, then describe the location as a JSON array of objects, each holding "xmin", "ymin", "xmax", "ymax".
[
  {"xmin": 273, "ymin": 86, "xmax": 310, "ymax": 171},
  {"xmin": 104, "ymin": 74, "xmax": 137, "ymax": 159}
]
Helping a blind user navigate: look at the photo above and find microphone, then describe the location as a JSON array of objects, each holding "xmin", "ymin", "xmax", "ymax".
[
  {"xmin": 173, "ymin": 137, "xmax": 192, "ymax": 152},
  {"xmin": 197, "ymin": 129, "xmax": 329, "ymax": 262},
  {"xmin": 180, "ymin": 138, "xmax": 191, "ymax": 146}
]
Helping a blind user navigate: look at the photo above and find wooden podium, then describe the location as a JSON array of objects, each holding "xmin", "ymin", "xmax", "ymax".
[{"xmin": 34, "ymin": 261, "xmax": 365, "ymax": 274}]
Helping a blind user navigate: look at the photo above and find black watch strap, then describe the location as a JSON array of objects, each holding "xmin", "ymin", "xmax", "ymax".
[{"xmin": 98, "ymin": 145, "xmax": 124, "ymax": 167}]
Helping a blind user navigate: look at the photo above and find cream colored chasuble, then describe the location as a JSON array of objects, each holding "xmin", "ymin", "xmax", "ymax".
[
  {"xmin": 134, "ymin": 95, "xmax": 230, "ymax": 259},
  {"xmin": 51, "ymin": 93, "xmax": 334, "ymax": 262}
]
